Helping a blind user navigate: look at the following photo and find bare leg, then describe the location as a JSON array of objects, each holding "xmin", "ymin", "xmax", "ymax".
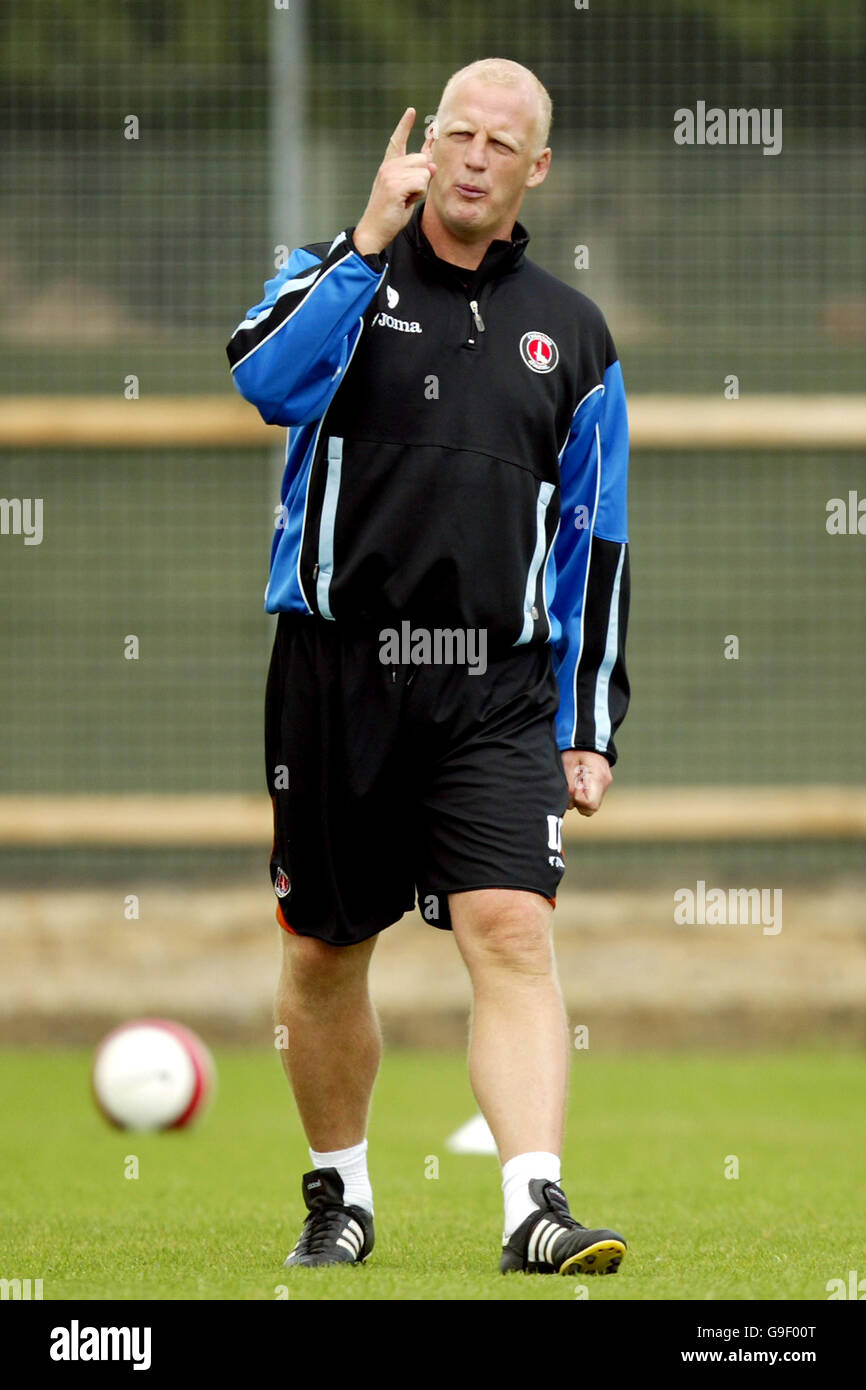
[
  {"xmin": 273, "ymin": 929, "xmax": 381, "ymax": 1152},
  {"xmin": 449, "ymin": 888, "xmax": 569, "ymax": 1163}
]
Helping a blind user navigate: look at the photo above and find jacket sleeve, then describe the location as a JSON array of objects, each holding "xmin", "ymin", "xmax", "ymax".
[
  {"xmin": 548, "ymin": 328, "xmax": 631, "ymax": 764},
  {"xmin": 225, "ymin": 229, "xmax": 388, "ymax": 427}
]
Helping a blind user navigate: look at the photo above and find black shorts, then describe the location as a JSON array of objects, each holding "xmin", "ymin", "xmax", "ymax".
[{"xmin": 264, "ymin": 612, "xmax": 570, "ymax": 945}]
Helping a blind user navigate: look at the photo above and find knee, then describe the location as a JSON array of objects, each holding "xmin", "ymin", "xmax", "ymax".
[
  {"xmin": 277, "ymin": 932, "xmax": 371, "ymax": 1008},
  {"xmin": 452, "ymin": 891, "xmax": 554, "ymax": 975}
]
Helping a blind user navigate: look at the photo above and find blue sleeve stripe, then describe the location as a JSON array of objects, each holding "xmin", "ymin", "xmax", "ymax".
[
  {"xmin": 514, "ymin": 481, "xmax": 556, "ymax": 645},
  {"xmin": 229, "ymin": 234, "xmax": 350, "ymax": 347},
  {"xmin": 592, "ymin": 359, "xmax": 629, "ymax": 543},
  {"xmin": 592, "ymin": 542, "xmax": 626, "ymax": 750},
  {"xmin": 541, "ymin": 514, "xmax": 561, "ymax": 642},
  {"xmin": 559, "ymin": 382, "xmax": 603, "ymax": 457},
  {"xmin": 315, "ymin": 436, "xmax": 344, "ymax": 621},
  {"xmin": 229, "ymin": 266, "xmax": 321, "ymax": 338},
  {"xmin": 566, "ymin": 422, "xmax": 603, "ymax": 745},
  {"xmin": 229, "ymin": 248, "xmax": 358, "ymax": 373},
  {"xmin": 264, "ymin": 312, "xmax": 369, "ymax": 614},
  {"xmin": 264, "ymin": 422, "xmax": 315, "ymax": 614}
]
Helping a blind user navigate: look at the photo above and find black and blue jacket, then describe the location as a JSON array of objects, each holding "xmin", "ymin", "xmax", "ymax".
[{"xmin": 226, "ymin": 202, "xmax": 630, "ymax": 762}]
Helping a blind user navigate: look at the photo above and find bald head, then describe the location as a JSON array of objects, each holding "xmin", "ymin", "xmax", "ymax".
[
  {"xmin": 433, "ymin": 58, "xmax": 552, "ymax": 157},
  {"xmin": 419, "ymin": 58, "xmax": 553, "ymax": 259}
]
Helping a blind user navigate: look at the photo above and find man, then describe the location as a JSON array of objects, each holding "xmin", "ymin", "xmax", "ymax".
[{"xmin": 226, "ymin": 57, "xmax": 630, "ymax": 1277}]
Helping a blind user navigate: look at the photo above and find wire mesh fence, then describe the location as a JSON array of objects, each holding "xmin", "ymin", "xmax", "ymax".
[
  {"xmin": 2, "ymin": 1, "xmax": 862, "ymax": 395},
  {"xmin": 0, "ymin": 1, "xmax": 863, "ymax": 885},
  {"xmin": 1, "ymin": 446, "xmax": 863, "ymax": 792}
]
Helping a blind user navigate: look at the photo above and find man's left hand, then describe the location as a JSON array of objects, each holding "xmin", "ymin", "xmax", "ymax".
[{"xmin": 561, "ymin": 749, "xmax": 612, "ymax": 817}]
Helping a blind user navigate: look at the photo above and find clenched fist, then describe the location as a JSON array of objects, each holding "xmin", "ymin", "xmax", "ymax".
[
  {"xmin": 561, "ymin": 749, "xmax": 612, "ymax": 817},
  {"xmin": 353, "ymin": 108, "xmax": 437, "ymax": 256}
]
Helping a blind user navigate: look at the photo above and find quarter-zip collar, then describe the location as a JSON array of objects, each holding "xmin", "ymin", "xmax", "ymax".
[{"xmin": 401, "ymin": 201, "xmax": 529, "ymax": 296}]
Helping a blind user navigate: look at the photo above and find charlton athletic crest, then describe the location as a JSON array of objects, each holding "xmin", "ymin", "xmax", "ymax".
[
  {"xmin": 520, "ymin": 331, "xmax": 559, "ymax": 374},
  {"xmin": 273, "ymin": 866, "xmax": 291, "ymax": 899}
]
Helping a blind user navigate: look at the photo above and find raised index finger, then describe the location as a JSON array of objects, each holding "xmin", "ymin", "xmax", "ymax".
[{"xmin": 384, "ymin": 107, "xmax": 416, "ymax": 161}]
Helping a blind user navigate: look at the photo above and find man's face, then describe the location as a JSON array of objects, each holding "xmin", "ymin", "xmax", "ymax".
[{"xmin": 422, "ymin": 78, "xmax": 551, "ymax": 242}]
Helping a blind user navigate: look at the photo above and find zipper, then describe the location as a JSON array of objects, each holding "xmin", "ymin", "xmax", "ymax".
[{"xmin": 464, "ymin": 296, "xmax": 486, "ymax": 349}]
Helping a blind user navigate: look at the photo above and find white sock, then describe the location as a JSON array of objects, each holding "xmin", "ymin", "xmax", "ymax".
[
  {"xmin": 502, "ymin": 1151, "xmax": 561, "ymax": 1240},
  {"xmin": 309, "ymin": 1139, "xmax": 373, "ymax": 1214}
]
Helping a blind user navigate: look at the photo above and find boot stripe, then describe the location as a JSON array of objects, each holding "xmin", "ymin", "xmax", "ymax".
[
  {"xmin": 528, "ymin": 1218, "xmax": 553, "ymax": 1264},
  {"xmin": 341, "ymin": 1225, "xmax": 362, "ymax": 1255},
  {"xmin": 540, "ymin": 1224, "xmax": 564, "ymax": 1266},
  {"xmin": 527, "ymin": 1220, "xmax": 543, "ymax": 1263}
]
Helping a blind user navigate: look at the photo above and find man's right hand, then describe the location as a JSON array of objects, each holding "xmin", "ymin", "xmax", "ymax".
[{"xmin": 352, "ymin": 108, "xmax": 436, "ymax": 257}]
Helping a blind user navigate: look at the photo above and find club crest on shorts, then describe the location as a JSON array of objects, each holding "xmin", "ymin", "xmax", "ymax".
[
  {"xmin": 273, "ymin": 866, "xmax": 291, "ymax": 899},
  {"xmin": 520, "ymin": 331, "xmax": 559, "ymax": 374}
]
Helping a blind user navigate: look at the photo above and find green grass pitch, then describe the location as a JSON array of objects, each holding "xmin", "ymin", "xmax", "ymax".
[{"xmin": 1, "ymin": 1046, "xmax": 863, "ymax": 1301}]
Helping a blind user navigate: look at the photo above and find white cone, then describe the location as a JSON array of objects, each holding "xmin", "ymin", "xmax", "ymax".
[{"xmin": 445, "ymin": 1112, "xmax": 499, "ymax": 1155}]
